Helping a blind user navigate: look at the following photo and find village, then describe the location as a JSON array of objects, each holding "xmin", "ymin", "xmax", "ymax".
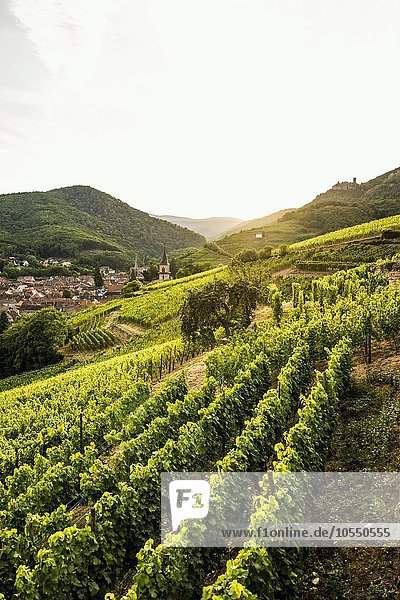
[
  {"xmin": 0, "ymin": 267, "xmax": 130, "ymax": 321},
  {"xmin": 0, "ymin": 249, "xmax": 173, "ymax": 322}
]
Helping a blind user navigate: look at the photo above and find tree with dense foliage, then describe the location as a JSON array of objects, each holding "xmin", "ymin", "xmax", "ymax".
[
  {"xmin": 258, "ymin": 246, "xmax": 273, "ymax": 259},
  {"xmin": 233, "ymin": 249, "xmax": 259, "ymax": 264},
  {"xmin": 0, "ymin": 311, "xmax": 9, "ymax": 334},
  {"xmin": 181, "ymin": 279, "xmax": 258, "ymax": 345},
  {"xmin": 175, "ymin": 263, "xmax": 205, "ymax": 278},
  {"xmin": 26, "ymin": 254, "xmax": 40, "ymax": 267},
  {"xmin": 169, "ymin": 257, "xmax": 178, "ymax": 278},
  {"xmin": 2, "ymin": 264, "xmax": 74, "ymax": 279},
  {"xmin": 143, "ymin": 264, "xmax": 159, "ymax": 282},
  {"xmin": 233, "ymin": 247, "xmax": 273, "ymax": 265},
  {"xmin": 121, "ymin": 280, "xmax": 142, "ymax": 297},
  {"xmin": 62, "ymin": 289, "xmax": 73, "ymax": 298},
  {"xmin": 129, "ymin": 268, "xmax": 138, "ymax": 282},
  {"xmin": 0, "ymin": 308, "xmax": 68, "ymax": 377},
  {"xmin": 274, "ymin": 244, "xmax": 289, "ymax": 257},
  {"xmin": 94, "ymin": 266, "xmax": 104, "ymax": 288}
]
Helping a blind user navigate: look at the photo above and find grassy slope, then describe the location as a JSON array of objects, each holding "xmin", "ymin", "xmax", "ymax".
[
  {"xmin": 219, "ymin": 220, "xmax": 309, "ymax": 254},
  {"xmin": 170, "ymin": 245, "xmax": 231, "ymax": 268}
]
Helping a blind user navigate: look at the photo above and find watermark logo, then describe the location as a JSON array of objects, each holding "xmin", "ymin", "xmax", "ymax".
[
  {"xmin": 162, "ymin": 472, "xmax": 400, "ymax": 547},
  {"xmin": 169, "ymin": 479, "xmax": 210, "ymax": 531}
]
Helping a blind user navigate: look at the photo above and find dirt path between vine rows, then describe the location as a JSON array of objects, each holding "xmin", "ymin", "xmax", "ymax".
[
  {"xmin": 70, "ymin": 349, "xmax": 211, "ymax": 527},
  {"xmin": 151, "ymin": 351, "xmax": 210, "ymax": 393}
]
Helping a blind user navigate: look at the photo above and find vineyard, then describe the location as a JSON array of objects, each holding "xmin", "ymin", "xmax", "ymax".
[
  {"xmin": 0, "ymin": 339, "xmax": 189, "ymax": 476},
  {"xmin": 62, "ymin": 267, "xmax": 228, "ymax": 363},
  {"xmin": 70, "ymin": 326, "xmax": 117, "ymax": 351},
  {"xmin": 289, "ymin": 214, "xmax": 400, "ymax": 251},
  {"xmin": 71, "ymin": 267, "xmax": 226, "ymax": 330},
  {"xmin": 3, "ymin": 3, "xmax": 400, "ymax": 597},
  {"xmin": 0, "ymin": 269, "xmax": 227, "ymax": 396},
  {"xmin": 118, "ymin": 267, "xmax": 226, "ymax": 327},
  {"xmin": 0, "ymin": 255, "xmax": 398, "ymax": 598}
]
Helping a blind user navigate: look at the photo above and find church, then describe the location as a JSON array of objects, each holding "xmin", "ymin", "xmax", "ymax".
[{"xmin": 159, "ymin": 247, "xmax": 172, "ymax": 281}]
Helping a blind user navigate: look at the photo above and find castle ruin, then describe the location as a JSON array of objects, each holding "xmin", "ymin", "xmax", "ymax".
[{"xmin": 332, "ymin": 177, "xmax": 360, "ymax": 191}]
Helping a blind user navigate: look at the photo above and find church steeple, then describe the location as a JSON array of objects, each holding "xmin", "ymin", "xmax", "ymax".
[
  {"xmin": 134, "ymin": 254, "xmax": 139, "ymax": 279},
  {"xmin": 160, "ymin": 245, "xmax": 169, "ymax": 266},
  {"xmin": 159, "ymin": 246, "xmax": 172, "ymax": 281}
]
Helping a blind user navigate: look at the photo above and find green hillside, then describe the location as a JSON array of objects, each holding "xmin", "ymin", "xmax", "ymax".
[
  {"xmin": 290, "ymin": 213, "xmax": 400, "ymax": 251},
  {"xmin": 219, "ymin": 166, "xmax": 400, "ymax": 254},
  {"xmin": 219, "ymin": 220, "xmax": 307, "ymax": 254},
  {"xmin": 223, "ymin": 208, "xmax": 292, "ymax": 236},
  {"xmin": 0, "ymin": 186, "xmax": 205, "ymax": 268}
]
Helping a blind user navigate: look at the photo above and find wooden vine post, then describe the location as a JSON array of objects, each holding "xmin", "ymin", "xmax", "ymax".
[
  {"xmin": 79, "ymin": 412, "xmax": 84, "ymax": 454},
  {"xmin": 90, "ymin": 507, "xmax": 97, "ymax": 534},
  {"xmin": 365, "ymin": 312, "xmax": 372, "ymax": 365}
]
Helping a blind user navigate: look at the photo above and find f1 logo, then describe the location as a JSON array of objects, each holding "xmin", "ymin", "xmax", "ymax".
[{"xmin": 169, "ymin": 479, "xmax": 210, "ymax": 531}]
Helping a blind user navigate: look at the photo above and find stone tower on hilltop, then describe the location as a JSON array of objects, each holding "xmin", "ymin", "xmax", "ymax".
[
  {"xmin": 159, "ymin": 246, "xmax": 172, "ymax": 281},
  {"xmin": 332, "ymin": 177, "xmax": 360, "ymax": 191}
]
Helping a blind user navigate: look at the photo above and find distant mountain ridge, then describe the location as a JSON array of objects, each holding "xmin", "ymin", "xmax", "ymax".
[
  {"xmin": 0, "ymin": 186, "xmax": 205, "ymax": 269},
  {"xmin": 218, "ymin": 167, "xmax": 400, "ymax": 254},
  {"xmin": 154, "ymin": 214, "xmax": 243, "ymax": 241}
]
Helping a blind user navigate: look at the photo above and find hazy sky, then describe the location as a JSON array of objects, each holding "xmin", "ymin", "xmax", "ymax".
[{"xmin": 1, "ymin": 1, "xmax": 400, "ymax": 219}]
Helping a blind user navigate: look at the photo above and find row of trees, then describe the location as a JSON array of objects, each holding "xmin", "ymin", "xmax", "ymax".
[{"xmin": 232, "ymin": 247, "xmax": 273, "ymax": 264}]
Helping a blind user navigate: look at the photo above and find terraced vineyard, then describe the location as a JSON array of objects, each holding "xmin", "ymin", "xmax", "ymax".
[
  {"xmin": 70, "ymin": 326, "xmax": 118, "ymax": 351},
  {"xmin": 289, "ymin": 214, "xmax": 400, "ymax": 251},
  {"xmin": 0, "ymin": 259, "xmax": 399, "ymax": 599},
  {"xmin": 71, "ymin": 267, "xmax": 227, "ymax": 330},
  {"xmin": 3, "ymin": 5, "xmax": 400, "ymax": 597}
]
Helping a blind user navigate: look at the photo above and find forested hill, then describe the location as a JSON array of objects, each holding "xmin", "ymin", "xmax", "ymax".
[
  {"xmin": 219, "ymin": 166, "xmax": 400, "ymax": 253},
  {"xmin": 0, "ymin": 186, "xmax": 205, "ymax": 267},
  {"xmin": 282, "ymin": 166, "xmax": 400, "ymax": 233}
]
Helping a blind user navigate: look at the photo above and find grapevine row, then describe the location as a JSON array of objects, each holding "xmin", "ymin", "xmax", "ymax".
[
  {"xmin": 14, "ymin": 354, "xmax": 271, "ymax": 599},
  {"xmin": 70, "ymin": 327, "xmax": 117, "ymax": 351},
  {"xmin": 201, "ymin": 339, "xmax": 352, "ymax": 600},
  {"xmin": 108, "ymin": 266, "xmax": 400, "ymax": 600},
  {"xmin": 113, "ymin": 341, "xmax": 313, "ymax": 600},
  {"xmin": 0, "ymin": 376, "xmax": 188, "ymax": 528},
  {"xmin": 289, "ymin": 214, "xmax": 400, "ymax": 250},
  {"xmin": 0, "ymin": 340, "xmax": 184, "ymax": 476}
]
